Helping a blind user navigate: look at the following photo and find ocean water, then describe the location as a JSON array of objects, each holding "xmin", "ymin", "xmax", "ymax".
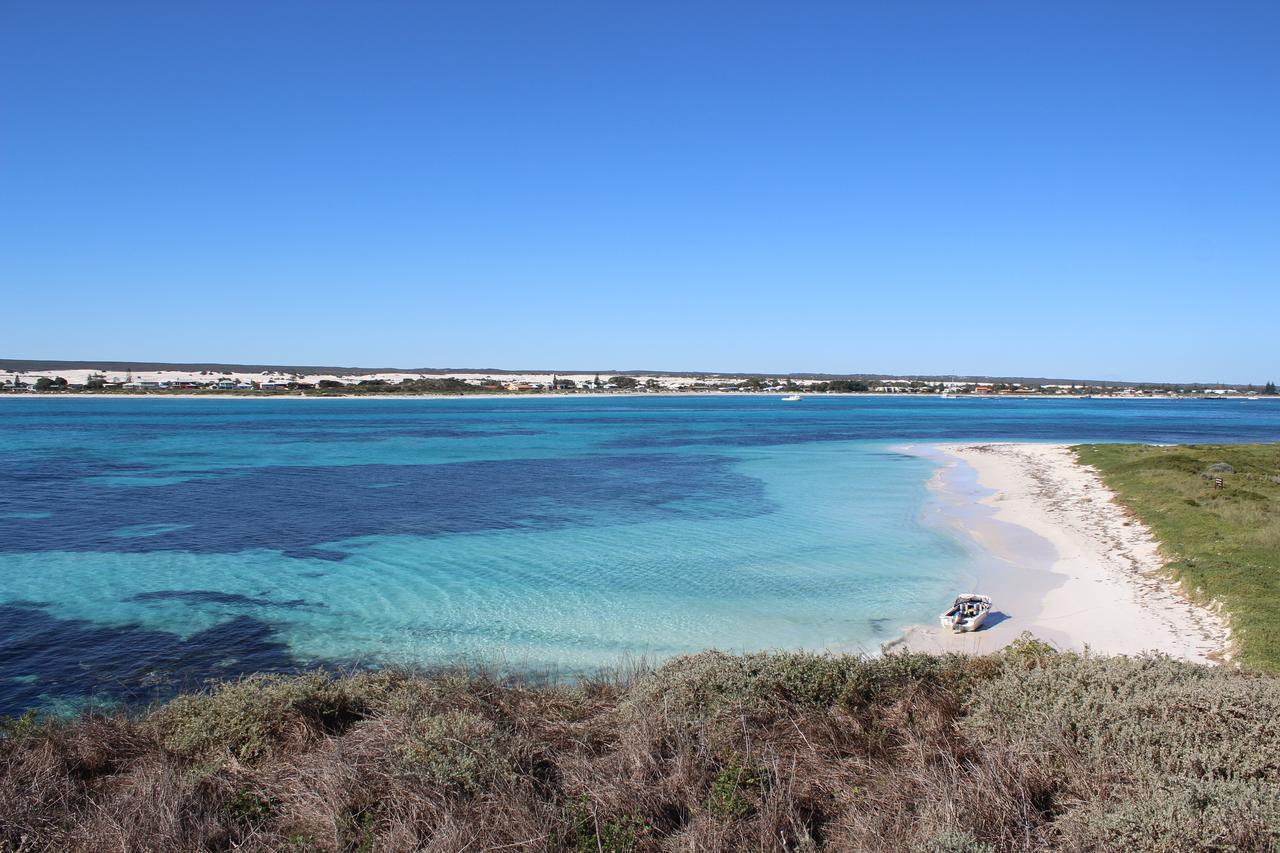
[{"xmin": 2, "ymin": 395, "xmax": 1278, "ymax": 714}]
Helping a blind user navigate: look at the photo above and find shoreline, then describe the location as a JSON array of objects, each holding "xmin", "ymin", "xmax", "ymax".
[
  {"xmin": 889, "ymin": 443, "xmax": 1230, "ymax": 663},
  {"xmin": 0, "ymin": 392, "xmax": 1228, "ymax": 401}
]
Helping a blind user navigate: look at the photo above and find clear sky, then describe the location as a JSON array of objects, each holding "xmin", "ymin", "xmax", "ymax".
[{"xmin": 2, "ymin": 2, "xmax": 1277, "ymax": 382}]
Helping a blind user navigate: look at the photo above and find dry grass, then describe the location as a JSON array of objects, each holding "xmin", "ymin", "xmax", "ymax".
[{"xmin": 3, "ymin": 640, "xmax": 1280, "ymax": 851}]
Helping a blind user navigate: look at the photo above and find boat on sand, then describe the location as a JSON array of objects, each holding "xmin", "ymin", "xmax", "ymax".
[{"xmin": 940, "ymin": 594, "xmax": 992, "ymax": 633}]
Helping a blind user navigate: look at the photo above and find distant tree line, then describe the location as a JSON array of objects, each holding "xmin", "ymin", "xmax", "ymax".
[
  {"xmin": 333, "ymin": 378, "xmax": 480, "ymax": 393},
  {"xmin": 785, "ymin": 379, "xmax": 870, "ymax": 393}
]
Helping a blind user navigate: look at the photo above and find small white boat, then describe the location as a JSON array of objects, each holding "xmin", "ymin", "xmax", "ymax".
[
  {"xmin": 781, "ymin": 394, "xmax": 802, "ymax": 401},
  {"xmin": 940, "ymin": 594, "xmax": 992, "ymax": 633}
]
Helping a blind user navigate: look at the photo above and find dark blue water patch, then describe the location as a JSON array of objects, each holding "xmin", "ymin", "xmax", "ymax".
[
  {"xmin": 0, "ymin": 604, "xmax": 304, "ymax": 716},
  {"xmin": 604, "ymin": 412, "xmax": 1280, "ymax": 449},
  {"xmin": 128, "ymin": 590, "xmax": 313, "ymax": 609},
  {"xmin": 274, "ymin": 426, "xmax": 546, "ymax": 443},
  {"xmin": 3, "ymin": 453, "xmax": 156, "ymax": 482},
  {"xmin": 0, "ymin": 453, "xmax": 770, "ymax": 557},
  {"xmin": 0, "ymin": 413, "xmax": 543, "ymax": 449},
  {"xmin": 282, "ymin": 547, "xmax": 350, "ymax": 561}
]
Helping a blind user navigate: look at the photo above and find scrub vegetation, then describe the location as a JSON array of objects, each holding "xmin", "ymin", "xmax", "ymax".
[
  {"xmin": 1076, "ymin": 442, "xmax": 1280, "ymax": 670},
  {"xmin": 4, "ymin": 641, "xmax": 1280, "ymax": 851}
]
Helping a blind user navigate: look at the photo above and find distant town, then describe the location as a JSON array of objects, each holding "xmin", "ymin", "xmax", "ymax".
[{"xmin": 1, "ymin": 361, "xmax": 1275, "ymax": 398}]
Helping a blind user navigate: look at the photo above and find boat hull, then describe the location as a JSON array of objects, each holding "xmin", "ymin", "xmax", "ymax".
[{"xmin": 939, "ymin": 594, "xmax": 992, "ymax": 633}]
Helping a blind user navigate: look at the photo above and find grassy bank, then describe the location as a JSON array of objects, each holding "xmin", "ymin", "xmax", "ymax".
[
  {"xmin": 4, "ymin": 643, "xmax": 1280, "ymax": 851},
  {"xmin": 1076, "ymin": 443, "xmax": 1280, "ymax": 670}
]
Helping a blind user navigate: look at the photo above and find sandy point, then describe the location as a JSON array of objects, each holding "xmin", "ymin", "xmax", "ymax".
[{"xmin": 887, "ymin": 442, "xmax": 1230, "ymax": 664}]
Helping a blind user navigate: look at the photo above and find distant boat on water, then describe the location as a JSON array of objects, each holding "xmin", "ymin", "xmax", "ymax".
[{"xmin": 781, "ymin": 394, "xmax": 802, "ymax": 401}]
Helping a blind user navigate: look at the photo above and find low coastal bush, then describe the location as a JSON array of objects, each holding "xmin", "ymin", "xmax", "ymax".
[
  {"xmin": 4, "ymin": 645, "xmax": 1280, "ymax": 851},
  {"xmin": 151, "ymin": 671, "xmax": 375, "ymax": 762}
]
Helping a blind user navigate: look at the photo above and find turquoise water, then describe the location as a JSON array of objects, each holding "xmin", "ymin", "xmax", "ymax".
[{"xmin": 2, "ymin": 395, "xmax": 1277, "ymax": 713}]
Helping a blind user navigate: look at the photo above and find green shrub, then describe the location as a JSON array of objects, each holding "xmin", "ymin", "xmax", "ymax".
[
  {"xmin": 963, "ymin": 653, "xmax": 1280, "ymax": 783},
  {"xmin": 1055, "ymin": 778, "xmax": 1280, "ymax": 851},
  {"xmin": 593, "ymin": 815, "xmax": 643, "ymax": 852},
  {"xmin": 396, "ymin": 709, "xmax": 504, "ymax": 790},
  {"xmin": 1000, "ymin": 632, "xmax": 1058, "ymax": 668},
  {"xmin": 627, "ymin": 649, "xmax": 974, "ymax": 716},
  {"xmin": 286, "ymin": 833, "xmax": 319, "ymax": 852},
  {"xmin": 564, "ymin": 796, "xmax": 645, "ymax": 852},
  {"xmin": 707, "ymin": 761, "xmax": 762, "ymax": 820},
  {"xmin": 0, "ymin": 708, "xmax": 44, "ymax": 740},
  {"xmin": 151, "ymin": 671, "xmax": 370, "ymax": 762},
  {"xmin": 227, "ymin": 786, "xmax": 273, "ymax": 824}
]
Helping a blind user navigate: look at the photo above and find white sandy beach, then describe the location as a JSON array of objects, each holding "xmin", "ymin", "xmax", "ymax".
[{"xmin": 894, "ymin": 443, "xmax": 1230, "ymax": 663}]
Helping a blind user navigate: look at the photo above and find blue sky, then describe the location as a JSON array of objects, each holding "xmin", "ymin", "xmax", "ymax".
[{"xmin": 2, "ymin": 2, "xmax": 1277, "ymax": 382}]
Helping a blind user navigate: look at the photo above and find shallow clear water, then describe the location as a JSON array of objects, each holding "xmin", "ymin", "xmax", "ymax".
[{"xmin": 2, "ymin": 395, "xmax": 1277, "ymax": 713}]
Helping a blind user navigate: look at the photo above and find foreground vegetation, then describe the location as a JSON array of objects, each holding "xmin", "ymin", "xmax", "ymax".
[
  {"xmin": 4, "ymin": 642, "xmax": 1280, "ymax": 851},
  {"xmin": 1077, "ymin": 443, "xmax": 1280, "ymax": 670}
]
